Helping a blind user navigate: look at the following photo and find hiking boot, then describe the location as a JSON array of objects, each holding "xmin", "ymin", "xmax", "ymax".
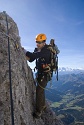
[
  {"xmin": 33, "ymin": 111, "xmax": 42, "ymax": 119},
  {"xmin": 33, "ymin": 106, "xmax": 47, "ymax": 118}
]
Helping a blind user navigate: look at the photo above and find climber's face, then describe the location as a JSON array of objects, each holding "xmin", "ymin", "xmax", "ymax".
[{"xmin": 36, "ymin": 41, "xmax": 45, "ymax": 50}]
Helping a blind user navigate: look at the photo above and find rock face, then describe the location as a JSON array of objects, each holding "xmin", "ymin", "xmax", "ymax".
[{"xmin": 0, "ymin": 12, "xmax": 64, "ymax": 125}]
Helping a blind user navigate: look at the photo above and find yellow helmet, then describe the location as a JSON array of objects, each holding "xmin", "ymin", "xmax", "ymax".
[{"xmin": 35, "ymin": 33, "xmax": 47, "ymax": 42}]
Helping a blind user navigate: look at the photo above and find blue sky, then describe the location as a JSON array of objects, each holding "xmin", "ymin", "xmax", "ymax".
[{"xmin": 0, "ymin": 0, "xmax": 84, "ymax": 69}]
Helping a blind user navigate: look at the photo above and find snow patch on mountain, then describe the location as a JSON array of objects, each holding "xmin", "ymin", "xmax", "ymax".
[{"xmin": 58, "ymin": 67, "xmax": 84, "ymax": 74}]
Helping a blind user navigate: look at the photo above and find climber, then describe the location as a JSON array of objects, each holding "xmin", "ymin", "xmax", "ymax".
[{"xmin": 22, "ymin": 33, "xmax": 51, "ymax": 118}]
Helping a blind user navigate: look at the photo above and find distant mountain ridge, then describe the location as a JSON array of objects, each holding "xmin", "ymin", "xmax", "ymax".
[{"xmin": 58, "ymin": 67, "xmax": 84, "ymax": 74}]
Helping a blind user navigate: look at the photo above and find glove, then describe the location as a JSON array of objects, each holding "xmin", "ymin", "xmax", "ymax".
[{"xmin": 22, "ymin": 47, "xmax": 27, "ymax": 54}]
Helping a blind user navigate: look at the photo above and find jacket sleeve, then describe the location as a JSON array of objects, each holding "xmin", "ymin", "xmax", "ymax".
[
  {"xmin": 26, "ymin": 51, "xmax": 42, "ymax": 62},
  {"xmin": 26, "ymin": 49, "xmax": 50, "ymax": 62}
]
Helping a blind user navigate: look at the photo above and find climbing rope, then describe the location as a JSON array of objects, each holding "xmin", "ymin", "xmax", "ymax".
[
  {"xmin": 0, "ymin": 31, "xmax": 19, "ymax": 50},
  {"xmin": 3, "ymin": 11, "xmax": 15, "ymax": 125},
  {"xmin": 34, "ymin": 73, "xmax": 54, "ymax": 92}
]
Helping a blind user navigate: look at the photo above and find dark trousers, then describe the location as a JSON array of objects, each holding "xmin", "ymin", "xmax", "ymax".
[{"xmin": 36, "ymin": 74, "xmax": 48, "ymax": 112}]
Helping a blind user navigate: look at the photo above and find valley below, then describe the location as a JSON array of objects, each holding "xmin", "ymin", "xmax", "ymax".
[{"xmin": 45, "ymin": 71, "xmax": 84, "ymax": 125}]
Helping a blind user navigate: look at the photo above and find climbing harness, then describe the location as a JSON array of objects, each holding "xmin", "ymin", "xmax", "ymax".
[
  {"xmin": 3, "ymin": 11, "xmax": 14, "ymax": 125},
  {"xmin": 34, "ymin": 72, "xmax": 53, "ymax": 92}
]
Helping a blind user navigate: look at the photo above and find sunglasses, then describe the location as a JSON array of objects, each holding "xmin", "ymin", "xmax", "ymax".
[
  {"xmin": 36, "ymin": 40, "xmax": 45, "ymax": 44},
  {"xmin": 36, "ymin": 41, "xmax": 45, "ymax": 44}
]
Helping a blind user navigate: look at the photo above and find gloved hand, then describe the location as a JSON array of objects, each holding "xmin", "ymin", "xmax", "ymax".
[
  {"xmin": 22, "ymin": 47, "xmax": 27, "ymax": 54},
  {"xmin": 22, "ymin": 47, "xmax": 30, "ymax": 61}
]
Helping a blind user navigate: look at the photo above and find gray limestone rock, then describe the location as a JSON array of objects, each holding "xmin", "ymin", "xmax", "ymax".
[{"xmin": 0, "ymin": 12, "xmax": 64, "ymax": 125}]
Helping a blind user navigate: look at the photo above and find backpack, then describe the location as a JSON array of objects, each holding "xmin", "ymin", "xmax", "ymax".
[
  {"xmin": 46, "ymin": 44, "xmax": 59, "ymax": 81},
  {"xmin": 34, "ymin": 42, "xmax": 59, "ymax": 81}
]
